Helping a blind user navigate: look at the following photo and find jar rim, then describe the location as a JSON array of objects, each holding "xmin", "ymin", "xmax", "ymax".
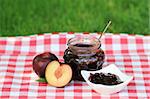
[{"xmin": 67, "ymin": 36, "xmax": 101, "ymax": 49}]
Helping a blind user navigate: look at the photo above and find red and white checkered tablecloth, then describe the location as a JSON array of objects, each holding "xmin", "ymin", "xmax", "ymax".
[{"xmin": 0, "ymin": 32, "xmax": 150, "ymax": 99}]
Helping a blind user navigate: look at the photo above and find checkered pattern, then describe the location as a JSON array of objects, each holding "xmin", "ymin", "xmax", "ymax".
[{"xmin": 0, "ymin": 33, "xmax": 150, "ymax": 99}]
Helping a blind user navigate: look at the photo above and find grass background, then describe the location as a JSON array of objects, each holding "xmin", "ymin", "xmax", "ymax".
[{"xmin": 0, "ymin": 0, "xmax": 149, "ymax": 37}]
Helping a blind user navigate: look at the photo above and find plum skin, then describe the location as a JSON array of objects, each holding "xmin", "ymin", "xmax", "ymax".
[{"xmin": 33, "ymin": 52, "xmax": 59, "ymax": 78}]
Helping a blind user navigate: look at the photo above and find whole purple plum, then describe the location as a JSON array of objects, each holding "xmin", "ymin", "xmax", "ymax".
[{"xmin": 33, "ymin": 52, "xmax": 58, "ymax": 77}]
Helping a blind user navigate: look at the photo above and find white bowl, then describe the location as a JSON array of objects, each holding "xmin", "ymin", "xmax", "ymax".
[{"xmin": 81, "ymin": 64, "xmax": 133, "ymax": 95}]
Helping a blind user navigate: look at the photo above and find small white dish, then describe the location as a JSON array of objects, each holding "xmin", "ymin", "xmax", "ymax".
[{"xmin": 81, "ymin": 64, "xmax": 133, "ymax": 95}]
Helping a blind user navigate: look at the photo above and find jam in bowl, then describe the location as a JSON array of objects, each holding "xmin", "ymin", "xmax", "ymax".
[{"xmin": 63, "ymin": 36, "xmax": 105, "ymax": 81}]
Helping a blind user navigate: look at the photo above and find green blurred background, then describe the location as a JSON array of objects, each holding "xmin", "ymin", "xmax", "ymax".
[{"xmin": 0, "ymin": 0, "xmax": 149, "ymax": 36}]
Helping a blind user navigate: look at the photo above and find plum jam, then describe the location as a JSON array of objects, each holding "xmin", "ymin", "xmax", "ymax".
[
  {"xmin": 89, "ymin": 73, "xmax": 123, "ymax": 85},
  {"xmin": 63, "ymin": 36, "xmax": 105, "ymax": 81}
]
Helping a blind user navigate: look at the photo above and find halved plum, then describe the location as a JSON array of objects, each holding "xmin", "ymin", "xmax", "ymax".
[{"xmin": 45, "ymin": 61, "xmax": 72, "ymax": 87}]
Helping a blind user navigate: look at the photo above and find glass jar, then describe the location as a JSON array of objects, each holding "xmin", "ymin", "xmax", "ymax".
[{"xmin": 63, "ymin": 36, "xmax": 105, "ymax": 81}]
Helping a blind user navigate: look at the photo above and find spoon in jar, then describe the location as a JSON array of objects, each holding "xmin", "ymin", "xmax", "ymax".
[{"xmin": 99, "ymin": 21, "xmax": 112, "ymax": 39}]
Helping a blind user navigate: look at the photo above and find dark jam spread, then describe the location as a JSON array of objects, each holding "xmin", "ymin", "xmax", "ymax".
[
  {"xmin": 63, "ymin": 43, "xmax": 105, "ymax": 81},
  {"xmin": 73, "ymin": 43, "xmax": 93, "ymax": 47},
  {"xmin": 89, "ymin": 73, "xmax": 123, "ymax": 85}
]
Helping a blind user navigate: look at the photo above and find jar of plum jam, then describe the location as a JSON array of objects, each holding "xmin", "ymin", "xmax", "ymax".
[{"xmin": 63, "ymin": 36, "xmax": 105, "ymax": 81}]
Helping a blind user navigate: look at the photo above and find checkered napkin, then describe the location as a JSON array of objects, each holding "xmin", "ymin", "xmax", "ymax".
[{"xmin": 0, "ymin": 33, "xmax": 150, "ymax": 99}]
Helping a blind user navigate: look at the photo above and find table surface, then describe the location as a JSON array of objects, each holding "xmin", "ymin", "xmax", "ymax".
[{"xmin": 0, "ymin": 33, "xmax": 150, "ymax": 99}]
